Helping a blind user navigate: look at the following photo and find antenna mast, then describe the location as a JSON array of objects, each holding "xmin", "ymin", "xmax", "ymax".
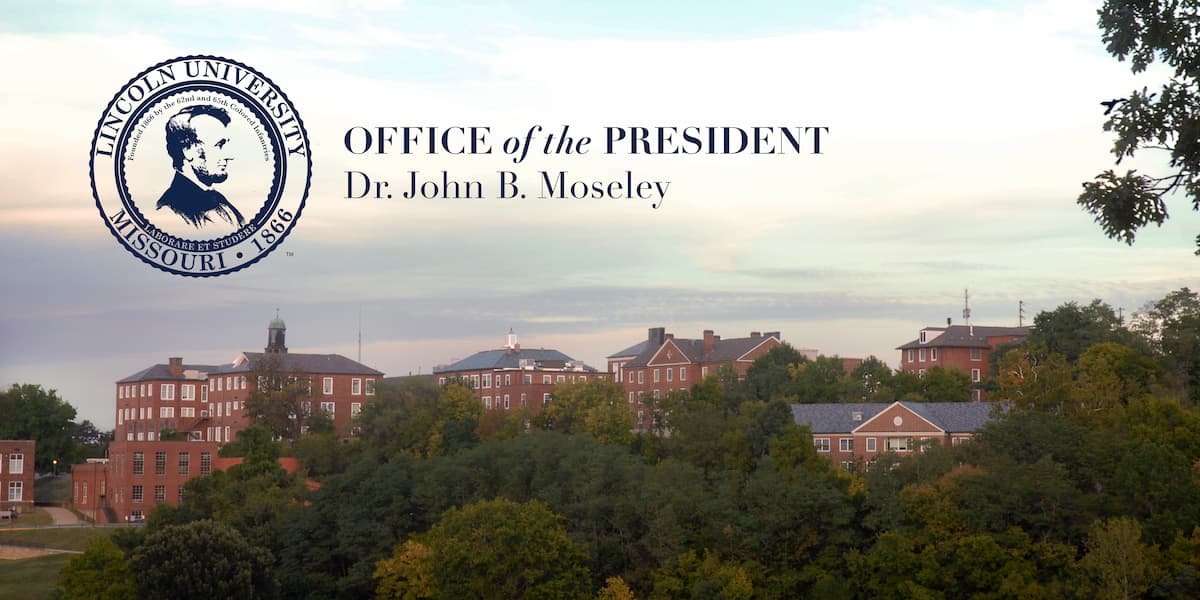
[
  {"xmin": 357, "ymin": 306, "xmax": 362, "ymax": 363},
  {"xmin": 1019, "ymin": 300, "xmax": 1025, "ymax": 327},
  {"xmin": 963, "ymin": 289, "xmax": 972, "ymax": 336}
]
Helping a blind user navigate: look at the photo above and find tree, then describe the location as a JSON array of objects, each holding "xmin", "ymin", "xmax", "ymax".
[
  {"xmin": 542, "ymin": 379, "xmax": 633, "ymax": 445},
  {"xmin": 1077, "ymin": 517, "xmax": 1159, "ymax": 600},
  {"xmin": 0, "ymin": 383, "xmax": 80, "ymax": 470},
  {"xmin": 58, "ymin": 536, "xmax": 137, "ymax": 600},
  {"xmin": 1027, "ymin": 300, "xmax": 1137, "ymax": 363},
  {"xmin": 129, "ymin": 520, "xmax": 276, "ymax": 599},
  {"xmin": 1132, "ymin": 287, "xmax": 1200, "ymax": 401},
  {"xmin": 375, "ymin": 498, "xmax": 591, "ymax": 600},
  {"xmin": 243, "ymin": 354, "xmax": 318, "ymax": 442},
  {"xmin": 1079, "ymin": 1, "xmax": 1200, "ymax": 253}
]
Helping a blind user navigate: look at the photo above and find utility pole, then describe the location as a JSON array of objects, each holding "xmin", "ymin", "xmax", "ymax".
[{"xmin": 1019, "ymin": 300, "xmax": 1025, "ymax": 327}]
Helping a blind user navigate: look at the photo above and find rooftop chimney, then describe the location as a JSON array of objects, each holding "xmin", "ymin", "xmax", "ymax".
[
  {"xmin": 703, "ymin": 329, "xmax": 715, "ymax": 354},
  {"xmin": 168, "ymin": 357, "xmax": 183, "ymax": 377},
  {"xmin": 648, "ymin": 327, "xmax": 666, "ymax": 348},
  {"xmin": 947, "ymin": 317, "xmax": 952, "ymax": 326},
  {"xmin": 750, "ymin": 331, "xmax": 761, "ymax": 338},
  {"xmin": 764, "ymin": 331, "xmax": 780, "ymax": 340}
]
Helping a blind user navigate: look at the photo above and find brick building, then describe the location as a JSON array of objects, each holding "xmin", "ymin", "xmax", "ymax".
[
  {"xmin": 1, "ymin": 440, "xmax": 35, "ymax": 515},
  {"xmin": 791, "ymin": 401, "xmax": 998, "ymax": 470},
  {"xmin": 433, "ymin": 331, "xmax": 605, "ymax": 415},
  {"xmin": 609, "ymin": 327, "xmax": 782, "ymax": 428},
  {"xmin": 896, "ymin": 324, "xmax": 1031, "ymax": 400},
  {"xmin": 74, "ymin": 316, "xmax": 382, "ymax": 523}
]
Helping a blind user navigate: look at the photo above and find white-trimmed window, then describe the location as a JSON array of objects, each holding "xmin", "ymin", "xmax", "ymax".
[
  {"xmin": 627, "ymin": 372, "xmax": 634, "ymax": 383},
  {"xmin": 814, "ymin": 438, "xmax": 831, "ymax": 453},
  {"xmin": 681, "ymin": 367, "xmax": 688, "ymax": 381},
  {"xmin": 579, "ymin": 375, "xmax": 586, "ymax": 382},
  {"xmin": 906, "ymin": 349, "xmax": 914, "ymax": 363},
  {"xmin": 556, "ymin": 375, "xmax": 565, "ymax": 383},
  {"xmin": 181, "ymin": 384, "xmax": 195, "ymax": 401},
  {"xmin": 653, "ymin": 389, "xmax": 661, "ymax": 399},
  {"xmin": 653, "ymin": 369, "xmax": 660, "ymax": 383},
  {"xmin": 505, "ymin": 375, "xmax": 511, "ymax": 386},
  {"xmin": 224, "ymin": 426, "xmax": 230, "ymax": 442},
  {"xmin": 839, "ymin": 438, "xmax": 854, "ymax": 452},
  {"xmin": 160, "ymin": 406, "xmax": 174, "ymax": 418},
  {"xmin": 971, "ymin": 368, "xmax": 981, "ymax": 383},
  {"xmin": 323, "ymin": 377, "xmax": 333, "ymax": 395},
  {"xmin": 637, "ymin": 371, "xmax": 644, "ymax": 384},
  {"xmin": 702, "ymin": 366, "xmax": 708, "ymax": 377},
  {"xmin": 930, "ymin": 348, "xmax": 938, "ymax": 361},
  {"xmin": 504, "ymin": 395, "xmax": 511, "ymax": 410},
  {"xmin": 217, "ymin": 378, "xmax": 223, "ymax": 391},
  {"xmin": 952, "ymin": 436, "xmax": 969, "ymax": 446},
  {"xmin": 918, "ymin": 348, "xmax": 926, "ymax": 362},
  {"xmin": 971, "ymin": 389, "xmax": 982, "ymax": 402},
  {"xmin": 351, "ymin": 402, "xmax": 362, "ymax": 417},
  {"xmin": 352, "ymin": 378, "xmax": 362, "ymax": 395},
  {"xmin": 208, "ymin": 380, "xmax": 214, "ymax": 391},
  {"xmin": 543, "ymin": 393, "xmax": 551, "ymax": 405},
  {"xmin": 181, "ymin": 407, "xmax": 195, "ymax": 418},
  {"xmin": 543, "ymin": 375, "xmax": 552, "ymax": 384},
  {"xmin": 484, "ymin": 397, "xmax": 492, "ymax": 409},
  {"xmin": 320, "ymin": 401, "xmax": 335, "ymax": 416},
  {"xmin": 629, "ymin": 392, "xmax": 635, "ymax": 403},
  {"xmin": 8, "ymin": 453, "xmax": 23, "ymax": 474},
  {"xmin": 161, "ymin": 384, "xmax": 174, "ymax": 400},
  {"xmin": 365, "ymin": 379, "xmax": 375, "ymax": 395},
  {"xmin": 520, "ymin": 393, "xmax": 527, "ymax": 407},
  {"xmin": 483, "ymin": 374, "xmax": 492, "ymax": 388},
  {"xmin": 666, "ymin": 368, "xmax": 673, "ymax": 382},
  {"xmin": 216, "ymin": 403, "xmax": 223, "ymax": 417},
  {"xmin": 148, "ymin": 384, "xmax": 154, "ymax": 396},
  {"xmin": 240, "ymin": 376, "xmax": 247, "ymax": 389},
  {"xmin": 887, "ymin": 437, "xmax": 913, "ymax": 452},
  {"xmin": 971, "ymin": 348, "xmax": 982, "ymax": 361},
  {"xmin": 866, "ymin": 437, "xmax": 877, "ymax": 452},
  {"xmin": 471, "ymin": 375, "xmax": 480, "ymax": 389},
  {"xmin": 920, "ymin": 330, "xmax": 929, "ymax": 343},
  {"xmin": 523, "ymin": 374, "xmax": 532, "ymax": 385},
  {"xmin": 439, "ymin": 377, "xmax": 446, "ymax": 385},
  {"xmin": 201, "ymin": 386, "xmax": 208, "ymax": 402}
]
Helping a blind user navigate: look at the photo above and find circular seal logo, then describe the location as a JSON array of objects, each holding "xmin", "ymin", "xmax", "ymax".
[{"xmin": 89, "ymin": 55, "xmax": 310, "ymax": 276}]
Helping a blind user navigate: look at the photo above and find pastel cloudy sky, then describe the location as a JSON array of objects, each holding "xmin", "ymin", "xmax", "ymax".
[{"xmin": 1, "ymin": 0, "xmax": 1197, "ymax": 428}]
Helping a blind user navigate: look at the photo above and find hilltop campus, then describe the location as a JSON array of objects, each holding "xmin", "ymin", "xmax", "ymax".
[{"xmin": 28, "ymin": 313, "xmax": 1030, "ymax": 524}]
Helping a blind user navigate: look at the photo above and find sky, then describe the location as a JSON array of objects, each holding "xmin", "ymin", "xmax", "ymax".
[{"xmin": 2, "ymin": 0, "xmax": 1198, "ymax": 429}]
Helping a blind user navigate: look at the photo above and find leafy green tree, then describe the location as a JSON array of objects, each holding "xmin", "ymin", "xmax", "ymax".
[
  {"xmin": 995, "ymin": 348, "xmax": 1074, "ymax": 413},
  {"xmin": 649, "ymin": 550, "xmax": 755, "ymax": 600},
  {"xmin": 738, "ymin": 344, "xmax": 807, "ymax": 404},
  {"xmin": 58, "ymin": 536, "xmax": 137, "ymax": 600},
  {"xmin": 294, "ymin": 430, "xmax": 355, "ymax": 478},
  {"xmin": 543, "ymin": 379, "xmax": 633, "ymax": 445},
  {"xmin": 920, "ymin": 367, "xmax": 973, "ymax": 402},
  {"xmin": 1076, "ymin": 517, "xmax": 1160, "ymax": 600},
  {"xmin": 72, "ymin": 419, "xmax": 113, "ymax": 458},
  {"xmin": 243, "ymin": 354, "xmax": 319, "ymax": 442},
  {"xmin": 1027, "ymin": 300, "xmax": 1138, "ymax": 363},
  {"xmin": 217, "ymin": 423, "xmax": 282, "ymax": 462},
  {"xmin": 1079, "ymin": 1, "xmax": 1200, "ymax": 253},
  {"xmin": 849, "ymin": 356, "xmax": 898, "ymax": 402},
  {"xmin": 1133, "ymin": 287, "xmax": 1200, "ymax": 401},
  {"xmin": 789, "ymin": 355, "xmax": 851, "ymax": 403},
  {"xmin": 129, "ymin": 520, "xmax": 276, "ymax": 599},
  {"xmin": 375, "ymin": 498, "xmax": 591, "ymax": 600},
  {"xmin": 0, "ymin": 383, "xmax": 81, "ymax": 470}
]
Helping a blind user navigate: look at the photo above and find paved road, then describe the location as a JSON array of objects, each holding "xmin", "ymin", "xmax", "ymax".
[{"xmin": 40, "ymin": 506, "xmax": 82, "ymax": 526}]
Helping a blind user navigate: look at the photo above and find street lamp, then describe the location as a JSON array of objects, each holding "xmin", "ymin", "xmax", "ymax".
[{"xmin": 52, "ymin": 459, "xmax": 57, "ymax": 476}]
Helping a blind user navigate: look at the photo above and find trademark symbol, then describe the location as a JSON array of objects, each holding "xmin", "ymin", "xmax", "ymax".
[{"xmin": 286, "ymin": 252, "xmax": 294, "ymax": 257}]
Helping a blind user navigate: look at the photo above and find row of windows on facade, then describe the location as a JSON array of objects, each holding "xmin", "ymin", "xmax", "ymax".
[
  {"xmin": 439, "ymin": 373, "xmax": 595, "ymax": 388},
  {"xmin": 119, "ymin": 403, "xmax": 363, "ymax": 443},
  {"xmin": 625, "ymin": 366, "xmax": 704, "ymax": 384},
  {"xmin": 129, "ymin": 451, "xmax": 212, "ymax": 476},
  {"xmin": 118, "ymin": 377, "xmax": 377, "ymax": 401},
  {"xmin": 812, "ymin": 436, "xmax": 970, "ymax": 453},
  {"xmin": 0, "ymin": 453, "xmax": 22, "ymax": 475},
  {"xmin": 910, "ymin": 366, "xmax": 983, "ymax": 383},
  {"xmin": 906, "ymin": 348, "xmax": 983, "ymax": 363},
  {"xmin": 119, "ymin": 401, "xmax": 239, "ymax": 425},
  {"xmin": 626, "ymin": 389, "xmax": 689, "ymax": 403},
  {"xmin": 107, "ymin": 483, "xmax": 184, "ymax": 504}
]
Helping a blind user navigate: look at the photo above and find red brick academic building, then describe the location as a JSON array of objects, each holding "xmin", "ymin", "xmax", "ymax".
[
  {"xmin": 609, "ymin": 327, "xmax": 782, "ymax": 429},
  {"xmin": 1, "ymin": 440, "xmax": 35, "ymax": 515},
  {"xmin": 433, "ymin": 331, "xmax": 606, "ymax": 415},
  {"xmin": 896, "ymin": 324, "xmax": 1031, "ymax": 400},
  {"xmin": 72, "ymin": 316, "xmax": 382, "ymax": 523}
]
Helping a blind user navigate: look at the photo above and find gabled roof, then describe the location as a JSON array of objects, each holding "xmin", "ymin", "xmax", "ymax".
[
  {"xmin": 621, "ymin": 335, "xmax": 778, "ymax": 368},
  {"xmin": 897, "ymin": 325, "xmax": 1031, "ymax": 350},
  {"xmin": 790, "ymin": 401, "xmax": 999, "ymax": 434},
  {"xmin": 117, "ymin": 363, "xmax": 221, "ymax": 383},
  {"xmin": 433, "ymin": 348, "xmax": 596, "ymax": 373},
  {"xmin": 608, "ymin": 340, "xmax": 652, "ymax": 359}
]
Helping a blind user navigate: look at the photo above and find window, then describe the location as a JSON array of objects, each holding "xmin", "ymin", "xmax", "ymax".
[
  {"xmin": 523, "ymin": 374, "xmax": 532, "ymax": 385},
  {"xmin": 365, "ymin": 379, "xmax": 376, "ymax": 395},
  {"xmin": 323, "ymin": 377, "xmax": 333, "ymax": 395},
  {"xmin": 840, "ymin": 438, "xmax": 854, "ymax": 452},
  {"xmin": 971, "ymin": 389, "xmax": 982, "ymax": 402},
  {"xmin": 352, "ymin": 378, "xmax": 362, "ymax": 395},
  {"xmin": 320, "ymin": 401, "xmax": 335, "ymax": 416},
  {"xmin": 841, "ymin": 461, "xmax": 854, "ymax": 471},
  {"xmin": 887, "ymin": 437, "xmax": 914, "ymax": 452},
  {"xmin": 653, "ymin": 389, "xmax": 660, "ymax": 399},
  {"xmin": 8, "ymin": 453, "xmax": 22, "ymax": 474},
  {"xmin": 666, "ymin": 368, "xmax": 673, "ymax": 382},
  {"xmin": 154, "ymin": 452, "xmax": 166, "ymax": 475},
  {"xmin": 920, "ymin": 330, "xmax": 929, "ymax": 343},
  {"xmin": 930, "ymin": 348, "xmax": 938, "ymax": 361},
  {"xmin": 178, "ymin": 453, "xmax": 189, "ymax": 475},
  {"xmin": 505, "ymin": 375, "xmax": 511, "ymax": 386},
  {"xmin": 952, "ymin": 437, "xmax": 969, "ymax": 446},
  {"xmin": 471, "ymin": 375, "xmax": 480, "ymax": 389},
  {"xmin": 147, "ymin": 431, "xmax": 156, "ymax": 441},
  {"xmin": 543, "ymin": 393, "xmax": 551, "ymax": 405},
  {"xmin": 866, "ymin": 437, "xmax": 877, "ymax": 452},
  {"xmin": 681, "ymin": 367, "xmax": 687, "ymax": 381},
  {"xmin": 626, "ymin": 372, "xmax": 633, "ymax": 383},
  {"xmin": 702, "ymin": 366, "xmax": 708, "ymax": 377},
  {"xmin": 520, "ymin": 393, "xmax": 527, "ymax": 407},
  {"xmin": 579, "ymin": 375, "xmax": 586, "ymax": 382},
  {"xmin": 814, "ymin": 438, "xmax": 831, "ymax": 453},
  {"xmin": 637, "ymin": 371, "xmax": 644, "ymax": 384},
  {"xmin": 629, "ymin": 392, "xmax": 635, "ymax": 403},
  {"xmin": 178, "ymin": 486, "xmax": 186, "ymax": 502},
  {"xmin": 217, "ymin": 378, "xmax": 223, "ymax": 391},
  {"xmin": 439, "ymin": 377, "xmax": 446, "ymax": 385},
  {"xmin": 483, "ymin": 374, "xmax": 492, "ymax": 388},
  {"xmin": 132, "ymin": 485, "xmax": 143, "ymax": 503},
  {"xmin": 970, "ymin": 348, "xmax": 982, "ymax": 361},
  {"xmin": 653, "ymin": 369, "xmax": 660, "ymax": 383},
  {"xmin": 148, "ymin": 384, "xmax": 153, "ymax": 396},
  {"xmin": 161, "ymin": 384, "xmax": 175, "ymax": 400},
  {"xmin": 133, "ymin": 452, "xmax": 144, "ymax": 475},
  {"xmin": 543, "ymin": 375, "xmax": 552, "ymax": 384},
  {"xmin": 181, "ymin": 384, "xmax": 194, "ymax": 400},
  {"xmin": 160, "ymin": 406, "xmax": 175, "ymax": 418},
  {"xmin": 217, "ymin": 402, "xmax": 223, "ymax": 417},
  {"xmin": 154, "ymin": 485, "xmax": 166, "ymax": 502},
  {"xmin": 224, "ymin": 426, "xmax": 230, "ymax": 441},
  {"xmin": 7, "ymin": 482, "xmax": 21, "ymax": 502},
  {"xmin": 181, "ymin": 406, "xmax": 195, "ymax": 418},
  {"xmin": 906, "ymin": 349, "xmax": 914, "ymax": 363},
  {"xmin": 201, "ymin": 386, "xmax": 208, "ymax": 402},
  {"xmin": 240, "ymin": 376, "xmax": 246, "ymax": 389},
  {"xmin": 918, "ymin": 369, "xmax": 926, "ymax": 377},
  {"xmin": 351, "ymin": 402, "xmax": 362, "ymax": 417},
  {"xmin": 504, "ymin": 395, "xmax": 511, "ymax": 410},
  {"xmin": 918, "ymin": 348, "xmax": 926, "ymax": 362},
  {"xmin": 484, "ymin": 397, "xmax": 492, "ymax": 409},
  {"xmin": 208, "ymin": 380, "xmax": 214, "ymax": 392},
  {"xmin": 200, "ymin": 452, "xmax": 211, "ymax": 475},
  {"xmin": 971, "ymin": 368, "xmax": 981, "ymax": 383},
  {"xmin": 556, "ymin": 375, "xmax": 565, "ymax": 383}
]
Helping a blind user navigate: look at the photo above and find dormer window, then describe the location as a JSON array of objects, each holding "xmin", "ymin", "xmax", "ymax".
[
  {"xmin": 852, "ymin": 411, "xmax": 863, "ymax": 422},
  {"xmin": 919, "ymin": 331, "xmax": 928, "ymax": 343}
]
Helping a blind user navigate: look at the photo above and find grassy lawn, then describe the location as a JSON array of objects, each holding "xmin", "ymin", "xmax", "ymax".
[
  {"xmin": 0, "ymin": 527, "xmax": 114, "ymax": 552},
  {"xmin": 0, "ymin": 553, "xmax": 71, "ymax": 600},
  {"xmin": 34, "ymin": 475, "xmax": 72, "ymax": 504},
  {"xmin": 0, "ymin": 509, "xmax": 54, "ymax": 528}
]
